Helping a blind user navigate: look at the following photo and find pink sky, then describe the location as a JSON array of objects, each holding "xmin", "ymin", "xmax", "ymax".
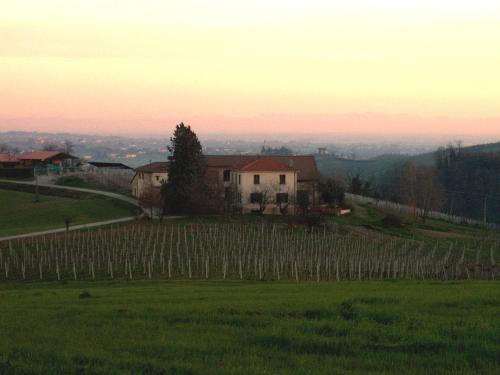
[{"xmin": 1, "ymin": 1, "xmax": 500, "ymax": 136}]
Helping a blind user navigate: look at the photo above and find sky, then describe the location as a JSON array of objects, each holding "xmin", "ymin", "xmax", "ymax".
[{"xmin": 1, "ymin": 0, "xmax": 500, "ymax": 136}]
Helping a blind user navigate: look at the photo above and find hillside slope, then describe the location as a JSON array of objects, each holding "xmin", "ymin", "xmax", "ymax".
[{"xmin": 316, "ymin": 141, "xmax": 500, "ymax": 180}]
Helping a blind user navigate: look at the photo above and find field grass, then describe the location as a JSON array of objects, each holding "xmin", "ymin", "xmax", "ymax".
[
  {"xmin": 0, "ymin": 189, "xmax": 137, "ymax": 237},
  {"xmin": 55, "ymin": 175, "xmax": 132, "ymax": 196},
  {"xmin": 0, "ymin": 281, "xmax": 498, "ymax": 374},
  {"xmin": 334, "ymin": 201, "xmax": 499, "ymax": 241}
]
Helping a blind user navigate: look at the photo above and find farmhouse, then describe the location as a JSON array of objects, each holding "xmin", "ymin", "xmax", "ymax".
[
  {"xmin": 16, "ymin": 151, "xmax": 80, "ymax": 170},
  {"xmin": 205, "ymin": 155, "xmax": 321, "ymax": 207},
  {"xmin": 225, "ymin": 157, "xmax": 298, "ymax": 214},
  {"xmin": 0, "ymin": 153, "xmax": 20, "ymax": 169},
  {"xmin": 132, "ymin": 155, "xmax": 321, "ymax": 214},
  {"xmin": 131, "ymin": 161, "xmax": 168, "ymax": 198}
]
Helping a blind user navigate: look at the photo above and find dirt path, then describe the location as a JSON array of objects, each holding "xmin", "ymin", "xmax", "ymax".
[{"xmin": 0, "ymin": 217, "xmax": 137, "ymax": 242}]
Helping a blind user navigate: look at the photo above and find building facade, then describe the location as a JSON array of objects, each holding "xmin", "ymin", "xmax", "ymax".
[
  {"xmin": 131, "ymin": 162, "xmax": 168, "ymax": 198},
  {"xmin": 132, "ymin": 155, "xmax": 321, "ymax": 215}
]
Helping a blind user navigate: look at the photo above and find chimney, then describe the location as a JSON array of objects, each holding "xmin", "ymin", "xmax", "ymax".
[{"xmin": 288, "ymin": 159, "xmax": 294, "ymax": 168}]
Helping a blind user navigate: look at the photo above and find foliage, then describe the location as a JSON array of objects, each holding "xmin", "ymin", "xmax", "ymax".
[
  {"xmin": 296, "ymin": 190, "xmax": 310, "ymax": 215},
  {"xmin": 319, "ymin": 178, "xmax": 345, "ymax": 207},
  {"xmin": 436, "ymin": 144, "xmax": 500, "ymax": 223},
  {"xmin": 400, "ymin": 162, "xmax": 444, "ymax": 221},
  {"xmin": 162, "ymin": 123, "xmax": 213, "ymax": 215},
  {"xmin": 260, "ymin": 146, "xmax": 293, "ymax": 156},
  {"xmin": 55, "ymin": 175, "xmax": 86, "ymax": 188},
  {"xmin": 380, "ymin": 214, "xmax": 406, "ymax": 228}
]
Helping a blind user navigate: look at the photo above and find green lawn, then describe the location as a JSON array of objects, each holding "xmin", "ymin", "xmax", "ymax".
[
  {"xmin": 0, "ymin": 189, "xmax": 137, "ymax": 237},
  {"xmin": 0, "ymin": 281, "xmax": 498, "ymax": 374}
]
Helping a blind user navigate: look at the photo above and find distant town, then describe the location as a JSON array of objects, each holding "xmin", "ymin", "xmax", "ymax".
[{"xmin": 2, "ymin": 130, "xmax": 496, "ymax": 168}]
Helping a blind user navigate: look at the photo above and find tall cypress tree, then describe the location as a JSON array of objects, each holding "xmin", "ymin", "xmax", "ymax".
[{"xmin": 162, "ymin": 123, "xmax": 207, "ymax": 214}]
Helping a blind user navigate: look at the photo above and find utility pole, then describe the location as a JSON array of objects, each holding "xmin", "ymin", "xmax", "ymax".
[
  {"xmin": 483, "ymin": 195, "xmax": 488, "ymax": 224},
  {"xmin": 449, "ymin": 192, "xmax": 455, "ymax": 218},
  {"xmin": 34, "ymin": 166, "xmax": 40, "ymax": 203}
]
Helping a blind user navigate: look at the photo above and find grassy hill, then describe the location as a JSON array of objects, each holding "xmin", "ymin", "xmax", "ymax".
[
  {"xmin": 1, "ymin": 280, "xmax": 498, "ymax": 374},
  {"xmin": 0, "ymin": 189, "xmax": 138, "ymax": 237},
  {"xmin": 0, "ymin": 200, "xmax": 498, "ymax": 373}
]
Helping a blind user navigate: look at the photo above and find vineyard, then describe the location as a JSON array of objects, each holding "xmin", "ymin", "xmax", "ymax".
[{"xmin": 0, "ymin": 223, "xmax": 498, "ymax": 282}]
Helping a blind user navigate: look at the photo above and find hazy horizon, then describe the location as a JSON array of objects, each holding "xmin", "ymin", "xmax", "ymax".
[{"xmin": 2, "ymin": 1, "xmax": 500, "ymax": 136}]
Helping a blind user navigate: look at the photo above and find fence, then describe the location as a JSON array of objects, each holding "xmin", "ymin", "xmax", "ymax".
[
  {"xmin": 60, "ymin": 168, "xmax": 134, "ymax": 191},
  {"xmin": 346, "ymin": 193, "xmax": 500, "ymax": 232}
]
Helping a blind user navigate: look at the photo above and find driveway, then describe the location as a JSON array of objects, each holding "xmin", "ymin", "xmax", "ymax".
[{"xmin": 0, "ymin": 217, "xmax": 137, "ymax": 242}]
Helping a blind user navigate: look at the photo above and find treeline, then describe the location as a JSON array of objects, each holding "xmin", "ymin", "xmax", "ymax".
[
  {"xmin": 349, "ymin": 144, "xmax": 500, "ymax": 224},
  {"xmin": 261, "ymin": 146, "xmax": 293, "ymax": 156},
  {"xmin": 435, "ymin": 145, "xmax": 500, "ymax": 223}
]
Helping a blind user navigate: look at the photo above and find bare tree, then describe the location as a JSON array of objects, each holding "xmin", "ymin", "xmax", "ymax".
[
  {"xmin": 416, "ymin": 168, "xmax": 444, "ymax": 222},
  {"xmin": 400, "ymin": 162, "xmax": 418, "ymax": 217},
  {"xmin": 139, "ymin": 184, "xmax": 162, "ymax": 218},
  {"xmin": 251, "ymin": 183, "xmax": 280, "ymax": 214}
]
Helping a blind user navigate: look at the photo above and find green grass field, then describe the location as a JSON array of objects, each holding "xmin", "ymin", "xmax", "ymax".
[
  {"xmin": 0, "ymin": 189, "xmax": 137, "ymax": 237},
  {"xmin": 0, "ymin": 281, "xmax": 498, "ymax": 374}
]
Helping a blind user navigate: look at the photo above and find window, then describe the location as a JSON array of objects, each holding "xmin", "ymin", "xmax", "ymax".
[
  {"xmin": 276, "ymin": 193, "xmax": 288, "ymax": 204},
  {"xmin": 223, "ymin": 169, "xmax": 231, "ymax": 182},
  {"xmin": 279, "ymin": 174, "xmax": 286, "ymax": 184},
  {"xmin": 155, "ymin": 175, "xmax": 160, "ymax": 181},
  {"xmin": 250, "ymin": 193, "xmax": 263, "ymax": 204},
  {"xmin": 253, "ymin": 174, "xmax": 260, "ymax": 185}
]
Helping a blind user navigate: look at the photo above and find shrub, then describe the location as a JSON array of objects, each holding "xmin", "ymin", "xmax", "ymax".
[
  {"xmin": 339, "ymin": 301, "xmax": 357, "ymax": 321},
  {"xmin": 381, "ymin": 214, "xmax": 406, "ymax": 228},
  {"xmin": 55, "ymin": 176, "xmax": 86, "ymax": 188},
  {"xmin": 305, "ymin": 213, "xmax": 324, "ymax": 230},
  {"xmin": 78, "ymin": 291, "xmax": 91, "ymax": 299}
]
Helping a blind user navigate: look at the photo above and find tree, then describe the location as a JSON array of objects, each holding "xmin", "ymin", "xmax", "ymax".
[
  {"xmin": 400, "ymin": 162, "xmax": 418, "ymax": 217},
  {"xmin": 319, "ymin": 178, "xmax": 345, "ymax": 207},
  {"xmin": 416, "ymin": 167, "xmax": 443, "ymax": 222},
  {"xmin": 261, "ymin": 146, "xmax": 293, "ymax": 156},
  {"xmin": 139, "ymin": 185, "xmax": 162, "ymax": 218},
  {"xmin": 401, "ymin": 162, "xmax": 444, "ymax": 222},
  {"xmin": 42, "ymin": 143, "xmax": 59, "ymax": 151},
  {"xmin": 349, "ymin": 175, "xmax": 363, "ymax": 195},
  {"xmin": 296, "ymin": 190, "xmax": 310, "ymax": 216},
  {"xmin": 162, "ymin": 123, "xmax": 208, "ymax": 214}
]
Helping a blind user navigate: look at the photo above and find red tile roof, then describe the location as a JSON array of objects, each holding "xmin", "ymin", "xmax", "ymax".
[
  {"xmin": 205, "ymin": 155, "xmax": 320, "ymax": 181},
  {"xmin": 17, "ymin": 151, "xmax": 78, "ymax": 161},
  {"xmin": 134, "ymin": 155, "xmax": 321, "ymax": 181},
  {"xmin": 135, "ymin": 161, "xmax": 169, "ymax": 173},
  {"xmin": 0, "ymin": 153, "xmax": 19, "ymax": 162},
  {"xmin": 239, "ymin": 157, "xmax": 295, "ymax": 172}
]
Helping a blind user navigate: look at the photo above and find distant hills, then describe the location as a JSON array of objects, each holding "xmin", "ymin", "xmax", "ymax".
[{"xmin": 316, "ymin": 141, "xmax": 500, "ymax": 181}]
